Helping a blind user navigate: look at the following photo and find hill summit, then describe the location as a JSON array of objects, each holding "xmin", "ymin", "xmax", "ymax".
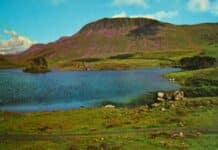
[{"xmin": 3, "ymin": 18, "xmax": 218, "ymax": 69}]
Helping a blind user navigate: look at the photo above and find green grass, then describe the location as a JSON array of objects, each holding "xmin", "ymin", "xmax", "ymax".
[
  {"xmin": 1, "ymin": 98, "xmax": 218, "ymax": 135},
  {"xmin": 0, "ymin": 97, "xmax": 218, "ymax": 149},
  {"xmin": 55, "ymin": 50, "xmax": 201, "ymax": 70},
  {"xmin": 165, "ymin": 67, "xmax": 218, "ymax": 86},
  {"xmin": 0, "ymin": 49, "xmax": 203, "ymax": 70},
  {"xmin": 165, "ymin": 67, "xmax": 218, "ymax": 97},
  {"xmin": 1, "ymin": 134, "xmax": 217, "ymax": 150},
  {"xmin": 202, "ymin": 43, "xmax": 218, "ymax": 59},
  {"xmin": 58, "ymin": 58, "xmax": 172, "ymax": 70}
]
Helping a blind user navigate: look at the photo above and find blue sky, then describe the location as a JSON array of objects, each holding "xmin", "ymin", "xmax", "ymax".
[{"xmin": 0, "ymin": 0, "xmax": 218, "ymax": 54}]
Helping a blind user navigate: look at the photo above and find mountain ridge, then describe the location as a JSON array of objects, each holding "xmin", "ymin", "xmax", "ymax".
[{"xmin": 2, "ymin": 17, "xmax": 218, "ymax": 69}]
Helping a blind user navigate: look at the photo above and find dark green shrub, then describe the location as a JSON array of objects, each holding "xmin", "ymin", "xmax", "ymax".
[
  {"xmin": 180, "ymin": 56, "xmax": 216, "ymax": 70},
  {"xmin": 109, "ymin": 54, "xmax": 134, "ymax": 59},
  {"xmin": 185, "ymin": 78, "xmax": 218, "ymax": 87},
  {"xmin": 182, "ymin": 86, "xmax": 218, "ymax": 97},
  {"xmin": 75, "ymin": 58, "xmax": 101, "ymax": 62},
  {"xmin": 127, "ymin": 92, "xmax": 156, "ymax": 107}
]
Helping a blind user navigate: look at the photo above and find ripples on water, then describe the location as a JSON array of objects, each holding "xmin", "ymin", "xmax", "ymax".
[{"xmin": 0, "ymin": 68, "xmax": 180, "ymax": 112}]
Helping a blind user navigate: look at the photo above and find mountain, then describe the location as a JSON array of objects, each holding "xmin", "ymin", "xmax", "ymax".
[{"xmin": 2, "ymin": 18, "xmax": 218, "ymax": 69}]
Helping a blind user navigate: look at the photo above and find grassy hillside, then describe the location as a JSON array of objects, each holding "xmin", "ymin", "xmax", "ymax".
[
  {"xmin": 0, "ymin": 18, "xmax": 217, "ymax": 70},
  {"xmin": 202, "ymin": 43, "xmax": 218, "ymax": 59},
  {"xmin": 55, "ymin": 50, "xmax": 200, "ymax": 70},
  {"xmin": 0, "ymin": 56, "xmax": 17, "ymax": 69}
]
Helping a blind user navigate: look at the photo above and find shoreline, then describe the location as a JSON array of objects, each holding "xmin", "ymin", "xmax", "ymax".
[{"xmin": 0, "ymin": 67, "xmax": 180, "ymax": 113}]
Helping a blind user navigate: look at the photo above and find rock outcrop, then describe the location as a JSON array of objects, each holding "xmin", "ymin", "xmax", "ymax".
[
  {"xmin": 23, "ymin": 57, "xmax": 50, "ymax": 73},
  {"xmin": 156, "ymin": 90, "xmax": 184, "ymax": 102},
  {"xmin": 104, "ymin": 105, "xmax": 115, "ymax": 108}
]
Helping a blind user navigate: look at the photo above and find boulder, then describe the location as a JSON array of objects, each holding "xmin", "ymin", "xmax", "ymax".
[
  {"xmin": 156, "ymin": 90, "xmax": 185, "ymax": 102},
  {"xmin": 157, "ymin": 92, "xmax": 165, "ymax": 98},
  {"xmin": 157, "ymin": 97, "xmax": 165, "ymax": 102},
  {"xmin": 161, "ymin": 108, "xmax": 166, "ymax": 112},
  {"xmin": 174, "ymin": 91, "xmax": 184, "ymax": 101},
  {"xmin": 152, "ymin": 103, "xmax": 160, "ymax": 107},
  {"xmin": 165, "ymin": 92, "xmax": 174, "ymax": 100},
  {"xmin": 104, "ymin": 105, "xmax": 115, "ymax": 108},
  {"xmin": 179, "ymin": 132, "xmax": 184, "ymax": 137}
]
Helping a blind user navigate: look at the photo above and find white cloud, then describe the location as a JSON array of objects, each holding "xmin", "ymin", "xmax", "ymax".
[
  {"xmin": 187, "ymin": 0, "xmax": 218, "ymax": 15},
  {"xmin": 188, "ymin": 0, "xmax": 210, "ymax": 12},
  {"xmin": 112, "ymin": 11, "xmax": 178, "ymax": 20},
  {"xmin": 0, "ymin": 30, "xmax": 35, "ymax": 55},
  {"xmin": 135, "ymin": 11, "xmax": 178, "ymax": 19},
  {"xmin": 113, "ymin": 0, "xmax": 147, "ymax": 7},
  {"xmin": 211, "ymin": 1, "xmax": 218, "ymax": 15},
  {"xmin": 112, "ymin": 11, "xmax": 127, "ymax": 18}
]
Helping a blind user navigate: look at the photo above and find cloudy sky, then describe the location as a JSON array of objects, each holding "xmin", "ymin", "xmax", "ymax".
[{"xmin": 0, "ymin": 0, "xmax": 218, "ymax": 54}]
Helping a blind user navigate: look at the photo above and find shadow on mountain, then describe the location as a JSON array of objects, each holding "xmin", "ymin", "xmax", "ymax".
[{"xmin": 128, "ymin": 22, "xmax": 165, "ymax": 38}]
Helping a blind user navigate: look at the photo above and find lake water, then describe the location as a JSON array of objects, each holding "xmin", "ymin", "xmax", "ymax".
[{"xmin": 0, "ymin": 68, "xmax": 180, "ymax": 112}]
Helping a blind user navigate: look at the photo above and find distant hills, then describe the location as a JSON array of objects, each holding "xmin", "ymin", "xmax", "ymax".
[{"xmin": 1, "ymin": 18, "xmax": 218, "ymax": 69}]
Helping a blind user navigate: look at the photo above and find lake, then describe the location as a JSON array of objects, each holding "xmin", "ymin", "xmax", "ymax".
[{"xmin": 0, "ymin": 68, "xmax": 180, "ymax": 112}]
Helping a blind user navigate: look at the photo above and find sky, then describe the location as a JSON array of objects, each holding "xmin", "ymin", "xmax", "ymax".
[{"xmin": 0, "ymin": 0, "xmax": 218, "ymax": 54}]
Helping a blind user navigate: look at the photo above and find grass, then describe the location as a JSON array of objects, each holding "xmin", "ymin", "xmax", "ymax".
[
  {"xmin": 0, "ymin": 44, "xmax": 217, "ymax": 149},
  {"xmin": 37, "ymin": 40, "xmax": 216, "ymax": 71},
  {"xmin": 0, "ymin": 56, "xmax": 17, "ymax": 69},
  {"xmin": 86, "ymin": 59, "xmax": 171, "ymax": 70},
  {"xmin": 165, "ymin": 67, "xmax": 218, "ymax": 86},
  {"xmin": 0, "ymin": 49, "xmax": 203, "ymax": 70},
  {"xmin": 55, "ymin": 49, "xmax": 201, "ymax": 71},
  {"xmin": 165, "ymin": 67, "xmax": 218, "ymax": 98},
  {"xmin": 0, "ymin": 61, "xmax": 218, "ymax": 149},
  {"xmin": 0, "ymin": 97, "xmax": 218, "ymax": 149},
  {"xmin": 202, "ymin": 43, "xmax": 218, "ymax": 59},
  {"xmin": 1, "ymin": 134, "xmax": 217, "ymax": 150},
  {"xmin": 58, "ymin": 58, "xmax": 173, "ymax": 71}
]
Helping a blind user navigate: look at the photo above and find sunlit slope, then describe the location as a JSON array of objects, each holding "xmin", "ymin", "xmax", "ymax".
[{"xmin": 2, "ymin": 18, "xmax": 218, "ymax": 68}]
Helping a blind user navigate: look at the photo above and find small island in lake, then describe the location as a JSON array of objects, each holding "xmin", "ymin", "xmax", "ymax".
[{"xmin": 23, "ymin": 57, "xmax": 50, "ymax": 73}]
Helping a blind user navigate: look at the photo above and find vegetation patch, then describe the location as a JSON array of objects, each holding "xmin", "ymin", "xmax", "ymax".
[
  {"xmin": 0, "ymin": 97, "xmax": 218, "ymax": 149},
  {"xmin": 108, "ymin": 53, "xmax": 135, "ymax": 59},
  {"xmin": 182, "ymin": 86, "xmax": 218, "ymax": 97},
  {"xmin": 184, "ymin": 77, "xmax": 218, "ymax": 87},
  {"xmin": 166, "ymin": 67, "xmax": 218, "ymax": 97},
  {"xmin": 0, "ymin": 56, "xmax": 17, "ymax": 69},
  {"xmin": 23, "ymin": 57, "xmax": 50, "ymax": 73},
  {"xmin": 180, "ymin": 56, "xmax": 216, "ymax": 70},
  {"xmin": 74, "ymin": 58, "xmax": 102, "ymax": 62}
]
